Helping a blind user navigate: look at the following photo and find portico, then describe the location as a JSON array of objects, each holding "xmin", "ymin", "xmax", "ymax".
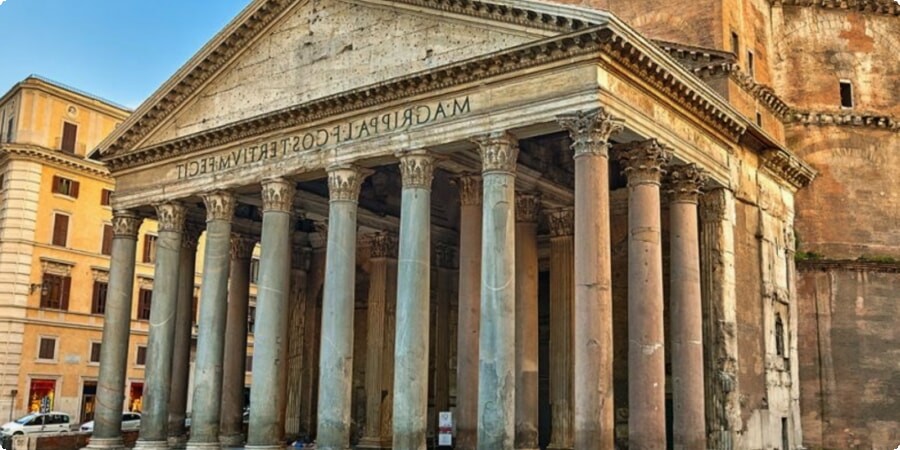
[{"xmin": 86, "ymin": 1, "xmax": 813, "ymax": 450}]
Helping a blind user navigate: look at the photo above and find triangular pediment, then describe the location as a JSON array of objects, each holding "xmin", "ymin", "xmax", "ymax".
[{"xmin": 134, "ymin": 0, "xmax": 563, "ymax": 148}]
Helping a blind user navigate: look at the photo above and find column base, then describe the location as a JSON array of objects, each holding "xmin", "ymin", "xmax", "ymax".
[
  {"xmin": 186, "ymin": 441, "xmax": 222, "ymax": 450},
  {"xmin": 84, "ymin": 437, "xmax": 126, "ymax": 450},
  {"xmin": 219, "ymin": 433, "xmax": 245, "ymax": 448},
  {"xmin": 245, "ymin": 445, "xmax": 286, "ymax": 450},
  {"xmin": 357, "ymin": 436, "xmax": 391, "ymax": 448},
  {"xmin": 546, "ymin": 444, "xmax": 573, "ymax": 450},
  {"xmin": 168, "ymin": 434, "xmax": 188, "ymax": 449},
  {"xmin": 134, "ymin": 439, "xmax": 170, "ymax": 450}
]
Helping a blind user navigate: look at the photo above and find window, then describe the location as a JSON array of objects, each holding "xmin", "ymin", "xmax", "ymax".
[
  {"xmin": 100, "ymin": 189, "xmax": 113, "ymax": 206},
  {"xmin": 101, "ymin": 224, "xmax": 114, "ymax": 255},
  {"xmin": 38, "ymin": 337, "xmax": 57, "ymax": 360},
  {"xmin": 137, "ymin": 288, "xmax": 153, "ymax": 320},
  {"xmin": 52, "ymin": 213, "xmax": 70, "ymax": 247},
  {"xmin": 247, "ymin": 305, "xmax": 256, "ymax": 334},
  {"xmin": 781, "ymin": 417, "xmax": 789, "ymax": 450},
  {"xmin": 245, "ymin": 354, "xmax": 253, "ymax": 373},
  {"xmin": 250, "ymin": 258, "xmax": 260, "ymax": 284},
  {"xmin": 142, "ymin": 235, "xmax": 158, "ymax": 264},
  {"xmin": 747, "ymin": 51, "xmax": 754, "ymax": 78},
  {"xmin": 756, "ymin": 112, "xmax": 763, "ymax": 127},
  {"xmin": 840, "ymin": 81, "xmax": 853, "ymax": 108},
  {"xmin": 775, "ymin": 313, "xmax": 785, "ymax": 357},
  {"xmin": 61, "ymin": 122, "xmax": 78, "ymax": 153},
  {"xmin": 136, "ymin": 346, "xmax": 147, "ymax": 366},
  {"xmin": 51, "ymin": 176, "xmax": 80, "ymax": 198},
  {"xmin": 89, "ymin": 342, "xmax": 101, "ymax": 363},
  {"xmin": 91, "ymin": 281, "xmax": 108, "ymax": 315},
  {"xmin": 40, "ymin": 274, "xmax": 71, "ymax": 310},
  {"xmin": 731, "ymin": 31, "xmax": 740, "ymax": 55}
]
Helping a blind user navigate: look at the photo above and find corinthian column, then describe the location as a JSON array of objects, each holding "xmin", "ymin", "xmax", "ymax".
[
  {"xmin": 189, "ymin": 192, "xmax": 237, "ymax": 450},
  {"xmin": 454, "ymin": 174, "xmax": 482, "ymax": 450},
  {"xmin": 515, "ymin": 193, "xmax": 540, "ymax": 450},
  {"xmin": 359, "ymin": 232, "xmax": 398, "ymax": 449},
  {"xmin": 316, "ymin": 166, "xmax": 368, "ymax": 450},
  {"xmin": 220, "ymin": 234, "xmax": 257, "ymax": 447},
  {"xmin": 432, "ymin": 243, "xmax": 455, "ymax": 430},
  {"xmin": 558, "ymin": 108, "xmax": 623, "ymax": 450},
  {"xmin": 247, "ymin": 179, "xmax": 296, "ymax": 450},
  {"xmin": 617, "ymin": 139, "xmax": 671, "ymax": 450},
  {"xmin": 545, "ymin": 208, "xmax": 574, "ymax": 450},
  {"xmin": 473, "ymin": 132, "xmax": 518, "ymax": 450},
  {"xmin": 87, "ymin": 211, "xmax": 142, "ymax": 450},
  {"xmin": 667, "ymin": 164, "xmax": 708, "ymax": 450},
  {"xmin": 170, "ymin": 223, "xmax": 203, "ymax": 446},
  {"xmin": 285, "ymin": 239, "xmax": 311, "ymax": 439},
  {"xmin": 135, "ymin": 202, "xmax": 186, "ymax": 450}
]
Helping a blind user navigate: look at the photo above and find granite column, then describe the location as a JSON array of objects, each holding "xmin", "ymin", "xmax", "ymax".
[
  {"xmin": 86, "ymin": 211, "xmax": 142, "ymax": 450},
  {"xmin": 474, "ymin": 132, "xmax": 518, "ymax": 450},
  {"xmin": 285, "ymin": 239, "xmax": 311, "ymax": 439},
  {"xmin": 514, "ymin": 193, "xmax": 540, "ymax": 450},
  {"xmin": 545, "ymin": 209, "xmax": 574, "ymax": 450},
  {"xmin": 432, "ymin": 243, "xmax": 456, "ymax": 430},
  {"xmin": 618, "ymin": 139, "xmax": 671, "ymax": 450},
  {"xmin": 169, "ymin": 224, "xmax": 202, "ymax": 447}
]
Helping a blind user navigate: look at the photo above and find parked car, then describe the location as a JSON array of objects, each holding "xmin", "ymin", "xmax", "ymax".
[
  {"xmin": 80, "ymin": 412, "xmax": 141, "ymax": 433},
  {"xmin": 1, "ymin": 412, "xmax": 71, "ymax": 436}
]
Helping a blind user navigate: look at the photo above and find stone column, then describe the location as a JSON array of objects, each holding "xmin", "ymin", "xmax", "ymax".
[
  {"xmin": 359, "ymin": 232, "xmax": 398, "ymax": 449},
  {"xmin": 454, "ymin": 173, "xmax": 482, "ymax": 450},
  {"xmin": 135, "ymin": 202, "xmax": 186, "ymax": 450},
  {"xmin": 316, "ymin": 166, "xmax": 367, "ymax": 450},
  {"xmin": 514, "ymin": 193, "xmax": 540, "ymax": 450},
  {"xmin": 86, "ymin": 210, "xmax": 142, "ymax": 450},
  {"xmin": 392, "ymin": 150, "xmax": 434, "ymax": 450},
  {"xmin": 473, "ymin": 132, "xmax": 518, "ymax": 450},
  {"xmin": 617, "ymin": 139, "xmax": 671, "ymax": 450},
  {"xmin": 432, "ymin": 243, "xmax": 456, "ymax": 428},
  {"xmin": 667, "ymin": 164, "xmax": 708, "ymax": 450},
  {"xmin": 285, "ymin": 239, "xmax": 311, "ymax": 439},
  {"xmin": 545, "ymin": 209, "xmax": 574, "ymax": 450},
  {"xmin": 220, "ymin": 234, "xmax": 257, "ymax": 447},
  {"xmin": 300, "ymin": 243, "xmax": 328, "ymax": 439},
  {"xmin": 247, "ymin": 179, "xmax": 296, "ymax": 450},
  {"xmin": 188, "ymin": 192, "xmax": 237, "ymax": 450},
  {"xmin": 558, "ymin": 108, "xmax": 623, "ymax": 450},
  {"xmin": 700, "ymin": 188, "xmax": 740, "ymax": 450},
  {"xmin": 169, "ymin": 223, "xmax": 203, "ymax": 446}
]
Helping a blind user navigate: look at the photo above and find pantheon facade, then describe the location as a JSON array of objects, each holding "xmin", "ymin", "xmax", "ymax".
[{"xmin": 86, "ymin": 0, "xmax": 818, "ymax": 449}]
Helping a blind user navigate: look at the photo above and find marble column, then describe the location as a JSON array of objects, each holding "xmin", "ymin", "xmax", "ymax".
[
  {"xmin": 86, "ymin": 210, "xmax": 142, "ymax": 450},
  {"xmin": 135, "ymin": 202, "xmax": 186, "ymax": 450},
  {"xmin": 454, "ymin": 173, "xmax": 482, "ymax": 450},
  {"xmin": 220, "ymin": 234, "xmax": 257, "ymax": 447},
  {"xmin": 188, "ymin": 192, "xmax": 237, "ymax": 450},
  {"xmin": 169, "ymin": 223, "xmax": 203, "ymax": 447},
  {"xmin": 667, "ymin": 164, "xmax": 708, "ymax": 450},
  {"xmin": 514, "ymin": 193, "xmax": 540, "ymax": 450},
  {"xmin": 392, "ymin": 150, "xmax": 434, "ymax": 450},
  {"xmin": 545, "ymin": 209, "xmax": 574, "ymax": 450},
  {"xmin": 432, "ymin": 243, "xmax": 456, "ymax": 428},
  {"xmin": 285, "ymin": 239, "xmax": 311, "ymax": 439},
  {"xmin": 558, "ymin": 108, "xmax": 623, "ymax": 450},
  {"xmin": 247, "ymin": 179, "xmax": 296, "ymax": 450},
  {"xmin": 316, "ymin": 166, "xmax": 367, "ymax": 450},
  {"xmin": 473, "ymin": 132, "xmax": 518, "ymax": 450},
  {"xmin": 617, "ymin": 139, "xmax": 671, "ymax": 450},
  {"xmin": 359, "ymin": 232, "xmax": 398, "ymax": 449}
]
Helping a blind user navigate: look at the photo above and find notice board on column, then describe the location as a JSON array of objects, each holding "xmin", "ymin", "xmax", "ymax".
[{"xmin": 438, "ymin": 411, "xmax": 452, "ymax": 446}]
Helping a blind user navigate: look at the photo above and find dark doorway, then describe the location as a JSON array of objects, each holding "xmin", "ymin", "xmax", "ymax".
[{"xmin": 81, "ymin": 381, "xmax": 97, "ymax": 423}]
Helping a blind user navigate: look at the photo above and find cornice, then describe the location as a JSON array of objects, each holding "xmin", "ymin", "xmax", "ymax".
[
  {"xmin": 786, "ymin": 109, "xmax": 899, "ymax": 131},
  {"xmin": 386, "ymin": 0, "xmax": 595, "ymax": 33},
  {"xmin": 729, "ymin": 71, "xmax": 793, "ymax": 120},
  {"xmin": 0, "ymin": 144, "xmax": 111, "ymax": 178},
  {"xmin": 761, "ymin": 147, "xmax": 817, "ymax": 189},
  {"xmin": 771, "ymin": 0, "xmax": 900, "ymax": 16},
  {"xmin": 797, "ymin": 258, "xmax": 900, "ymax": 273}
]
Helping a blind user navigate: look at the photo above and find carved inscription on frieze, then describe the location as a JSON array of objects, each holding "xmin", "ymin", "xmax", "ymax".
[{"xmin": 173, "ymin": 96, "xmax": 472, "ymax": 181}]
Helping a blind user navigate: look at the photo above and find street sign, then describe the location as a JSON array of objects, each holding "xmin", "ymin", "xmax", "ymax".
[{"xmin": 438, "ymin": 411, "xmax": 453, "ymax": 446}]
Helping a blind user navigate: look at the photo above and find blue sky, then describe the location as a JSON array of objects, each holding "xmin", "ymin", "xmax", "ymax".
[{"xmin": 0, "ymin": 0, "xmax": 250, "ymax": 108}]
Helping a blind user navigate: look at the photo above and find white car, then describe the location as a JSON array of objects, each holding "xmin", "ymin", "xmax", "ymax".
[
  {"xmin": 1, "ymin": 412, "xmax": 71, "ymax": 436},
  {"xmin": 80, "ymin": 412, "xmax": 141, "ymax": 433}
]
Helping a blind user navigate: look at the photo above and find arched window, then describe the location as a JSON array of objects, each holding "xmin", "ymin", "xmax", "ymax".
[{"xmin": 775, "ymin": 313, "xmax": 785, "ymax": 357}]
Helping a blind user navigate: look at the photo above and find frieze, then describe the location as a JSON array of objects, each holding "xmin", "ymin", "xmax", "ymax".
[
  {"xmin": 202, "ymin": 190, "xmax": 237, "ymax": 222},
  {"xmin": 261, "ymin": 178, "xmax": 296, "ymax": 213},
  {"xmin": 398, "ymin": 150, "xmax": 435, "ymax": 190},
  {"xmin": 472, "ymin": 131, "xmax": 519, "ymax": 173},
  {"xmin": 557, "ymin": 108, "xmax": 624, "ymax": 159},
  {"xmin": 112, "ymin": 210, "xmax": 143, "ymax": 238}
]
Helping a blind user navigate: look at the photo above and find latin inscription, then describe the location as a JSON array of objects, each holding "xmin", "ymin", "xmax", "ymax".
[{"xmin": 174, "ymin": 96, "xmax": 471, "ymax": 180}]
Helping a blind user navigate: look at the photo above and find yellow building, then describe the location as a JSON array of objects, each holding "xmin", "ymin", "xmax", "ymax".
[{"xmin": 0, "ymin": 76, "xmax": 257, "ymax": 424}]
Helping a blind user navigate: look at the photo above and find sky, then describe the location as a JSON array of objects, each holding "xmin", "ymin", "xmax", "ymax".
[{"xmin": 0, "ymin": 0, "xmax": 251, "ymax": 109}]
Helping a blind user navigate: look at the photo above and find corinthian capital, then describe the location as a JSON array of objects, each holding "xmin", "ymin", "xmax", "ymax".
[
  {"xmin": 453, "ymin": 173, "xmax": 482, "ymax": 206},
  {"xmin": 368, "ymin": 231, "xmax": 398, "ymax": 259},
  {"xmin": 616, "ymin": 139, "xmax": 672, "ymax": 186},
  {"xmin": 398, "ymin": 150, "xmax": 435, "ymax": 190},
  {"xmin": 182, "ymin": 222, "xmax": 204, "ymax": 251},
  {"xmin": 516, "ymin": 193, "xmax": 541, "ymax": 223},
  {"xmin": 472, "ymin": 131, "xmax": 519, "ymax": 174},
  {"xmin": 112, "ymin": 210, "xmax": 143, "ymax": 239},
  {"xmin": 667, "ymin": 163, "xmax": 708, "ymax": 204},
  {"xmin": 261, "ymin": 178, "xmax": 296, "ymax": 213},
  {"xmin": 327, "ymin": 164, "xmax": 369, "ymax": 203},
  {"xmin": 546, "ymin": 208, "xmax": 574, "ymax": 237},
  {"xmin": 230, "ymin": 233, "xmax": 257, "ymax": 260},
  {"xmin": 558, "ymin": 108, "xmax": 625, "ymax": 159},
  {"xmin": 202, "ymin": 190, "xmax": 236, "ymax": 222},
  {"xmin": 155, "ymin": 202, "xmax": 187, "ymax": 233}
]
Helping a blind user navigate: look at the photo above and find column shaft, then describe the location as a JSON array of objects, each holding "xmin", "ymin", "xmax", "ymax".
[
  {"xmin": 169, "ymin": 226, "xmax": 201, "ymax": 445},
  {"xmin": 432, "ymin": 243, "xmax": 455, "ymax": 425},
  {"xmin": 559, "ymin": 109, "xmax": 623, "ymax": 450},
  {"xmin": 316, "ymin": 167, "xmax": 366, "ymax": 450},
  {"xmin": 136, "ymin": 203, "xmax": 186, "ymax": 450},
  {"xmin": 88, "ymin": 211, "xmax": 142, "ymax": 450},
  {"xmin": 619, "ymin": 140, "xmax": 671, "ymax": 450},
  {"xmin": 285, "ymin": 242, "xmax": 310, "ymax": 439},
  {"xmin": 220, "ymin": 236, "xmax": 255, "ymax": 447},
  {"xmin": 475, "ymin": 132, "xmax": 518, "ymax": 450},
  {"xmin": 455, "ymin": 174, "xmax": 482, "ymax": 450},
  {"xmin": 514, "ymin": 194, "xmax": 540, "ymax": 450},
  {"xmin": 546, "ymin": 211, "xmax": 574, "ymax": 450},
  {"xmin": 299, "ymin": 248, "xmax": 327, "ymax": 438},
  {"xmin": 189, "ymin": 192, "xmax": 237, "ymax": 450}
]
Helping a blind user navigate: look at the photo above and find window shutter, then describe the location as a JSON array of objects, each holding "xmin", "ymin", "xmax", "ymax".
[
  {"xmin": 61, "ymin": 122, "xmax": 77, "ymax": 153},
  {"xmin": 60, "ymin": 277, "xmax": 71, "ymax": 310},
  {"xmin": 53, "ymin": 214, "xmax": 69, "ymax": 246},
  {"xmin": 52, "ymin": 176, "xmax": 61, "ymax": 194},
  {"xmin": 143, "ymin": 237, "xmax": 151, "ymax": 263},
  {"xmin": 102, "ymin": 225, "xmax": 114, "ymax": 255},
  {"xmin": 71, "ymin": 180, "xmax": 80, "ymax": 198}
]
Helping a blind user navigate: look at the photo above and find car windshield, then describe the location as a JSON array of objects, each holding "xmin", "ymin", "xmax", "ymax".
[{"xmin": 14, "ymin": 413, "xmax": 39, "ymax": 425}]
